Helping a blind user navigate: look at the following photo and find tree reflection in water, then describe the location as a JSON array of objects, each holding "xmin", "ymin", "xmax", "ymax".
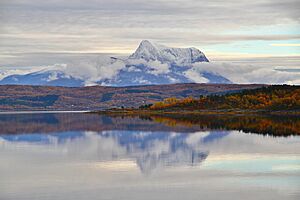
[{"xmin": 0, "ymin": 113, "xmax": 298, "ymax": 136}]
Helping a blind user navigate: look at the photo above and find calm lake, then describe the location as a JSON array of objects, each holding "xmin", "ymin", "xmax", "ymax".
[{"xmin": 0, "ymin": 112, "xmax": 299, "ymax": 200}]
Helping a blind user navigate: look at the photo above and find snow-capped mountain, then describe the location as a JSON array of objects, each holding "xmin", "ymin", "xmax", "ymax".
[
  {"xmin": 0, "ymin": 40, "xmax": 231, "ymax": 86},
  {"xmin": 0, "ymin": 70, "xmax": 84, "ymax": 87},
  {"xmin": 129, "ymin": 40, "xmax": 209, "ymax": 64}
]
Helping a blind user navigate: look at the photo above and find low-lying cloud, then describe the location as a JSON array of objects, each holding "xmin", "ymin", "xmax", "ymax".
[
  {"xmin": 1, "ymin": 55, "xmax": 299, "ymax": 85},
  {"xmin": 189, "ymin": 62, "xmax": 300, "ymax": 85}
]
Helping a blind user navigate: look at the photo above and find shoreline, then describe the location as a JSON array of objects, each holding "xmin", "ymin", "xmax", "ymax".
[
  {"xmin": 0, "ymin": 110, "xmax": 90, "ymax": 114},
  {"xmin": 0, "ymin": 109, "xmax": 298, "ymax": 116},
  {"xmin": 91, "ymin": 109, "xmax": 300, "ymax": 116}
]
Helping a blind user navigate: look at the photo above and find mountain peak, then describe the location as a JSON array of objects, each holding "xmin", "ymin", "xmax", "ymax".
[
  {"xmin": 129, "ymin": 40, "xmax": 161, "ymax": 62},
  {"xmin": 139, "ymin": 40, "xmax": 154, "ymax": 46},
  {"xmin": 129, "ymin": 40, "xmax": 209, "ymax": 64}
]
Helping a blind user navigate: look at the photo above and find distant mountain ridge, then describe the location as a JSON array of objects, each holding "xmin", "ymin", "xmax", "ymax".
[
  {"xmin": 0, "ymin": 70, "xmax": 84, "ymax": 87},
  {"xmin": 0, "ymin": 40, "xmax": 231, "ymax": 87}
]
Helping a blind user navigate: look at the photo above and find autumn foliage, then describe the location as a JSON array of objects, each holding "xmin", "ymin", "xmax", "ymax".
[{"xmin": 148, "ymin": 85, "xmax": 300, "ymax": 111}]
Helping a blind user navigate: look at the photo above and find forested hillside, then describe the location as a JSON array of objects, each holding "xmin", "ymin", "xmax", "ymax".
[{"xmin": 145, "ymin": 85, "xmax": 300, "ymax": 111}]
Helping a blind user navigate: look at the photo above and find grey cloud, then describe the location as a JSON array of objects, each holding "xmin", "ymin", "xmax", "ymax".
[{"xmin": 0, "ymin": 0, "xmax": 299, "ymax": 56}]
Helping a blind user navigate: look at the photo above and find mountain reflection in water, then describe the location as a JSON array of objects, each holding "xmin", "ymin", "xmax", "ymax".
[
  {"xmin": 0, "ymin": 112, "xmax": 298, "ymax": 174},
  {"xmin": 1, "ymin": 129, "xmax": 230, "ymax": 174},
  {"xmin": 1, "ymin": 112, "xmax": 300, "ymax": 200}
]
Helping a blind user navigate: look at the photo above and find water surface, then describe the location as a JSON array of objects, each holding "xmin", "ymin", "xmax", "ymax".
[{"xmin": 0, "ymin": 113, "xmax": 299, "ymax": 200}]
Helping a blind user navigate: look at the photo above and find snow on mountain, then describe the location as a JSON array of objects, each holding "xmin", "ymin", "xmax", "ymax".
[
  {"xmin": 0, "ymin": 40, "xmax": 231, "ymax": 86},
  {"xmin": 0, "ymin": 66, "xmax": 51, "ymax": 81},
  {"xmin": 129, "ymin": 40, "xmax": 209, "ymax": 64},
  {"xmin": 0, "ymin": 70, "xmax": 84, "ymax": 87}
]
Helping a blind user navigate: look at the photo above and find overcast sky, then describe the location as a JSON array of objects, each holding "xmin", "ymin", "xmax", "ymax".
[{"xmin": 0, "ymin": 0, "xmax": 299, "ymax": 65}]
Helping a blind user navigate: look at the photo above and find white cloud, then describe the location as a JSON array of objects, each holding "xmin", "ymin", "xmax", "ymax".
[
  {"xmin": 184, "ymin": 68, "xmax": 209, "ymax": 83},
  {"xmin": 188, "ymin": 62, "xmax": 300, "ymax": 85},
  {"xmin": 146, "ymin": 61, "xmax": 170, "ymax": 75},
  {"xmin": 133, "ymin": 77, "xmax": 151, "ymax": 84},
  {"xmin": 63, "ymin": 57, "xmax": 125, "ymax": 85},
  {"xmin": 167, "ymin": 76, "xmax": 178, "ymax": 83},
  {"xmin": 1, "ymin": 54, "xmax": 299, "ymax": 85},
  {"xmin": 126, "ymin": 66, "xmax": 141, "ymax": 72},
  {"xmin": 0, "ymin": 65, "xmax": 54, "ymax": 81},
  {"xmin": 46, "ymin": 71, "xmax": 59, "ymax": 82},
  {"xmin": 126, "ymin": 58, "xmax": 170, "ymax": 75}
]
